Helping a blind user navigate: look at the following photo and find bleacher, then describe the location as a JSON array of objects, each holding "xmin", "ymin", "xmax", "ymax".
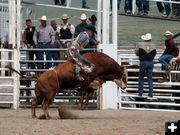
[{"xmin": 118, "ymin": 46, "xmax": 180, "ymax": 112}]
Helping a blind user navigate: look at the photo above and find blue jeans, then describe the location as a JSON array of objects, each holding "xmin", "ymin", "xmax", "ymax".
[
  {"xmin": 159, "ymin": 54, "xmax": 174, "ymax": 70},
  {"xmin": 82, "ymin": 0, "xmax": 87, "ymax": 7},
  {"xmin": 51, "ymin": 51, "xmax": 59, "ymax": 66},
  {"xmin": 156, "ymin": 2, "xmax": 171, "ymax": 16},
  {"xmin": 138, "ymin": 61, "xmax": 154, "ymax": 96},
  {"xmin": 136, "ymin": 0, "xmax": 149, "ymax": 13},
  {"xmin": 124, "ymin": 0, "xmax": 132, "ymax": 13},
  {"xmin": 36, "ymin": 43, "xmax": 52, "ymax": 69}
]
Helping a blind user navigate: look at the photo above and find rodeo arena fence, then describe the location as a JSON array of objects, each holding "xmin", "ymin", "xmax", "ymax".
[{"xmin": 0, "ymin": 0, "xmax": 180, "ymax": 112}]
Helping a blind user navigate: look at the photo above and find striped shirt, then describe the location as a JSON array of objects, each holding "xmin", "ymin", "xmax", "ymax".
[{"xmin": 72, "ymin": 32, "xmax": 89, "ymax": 49}]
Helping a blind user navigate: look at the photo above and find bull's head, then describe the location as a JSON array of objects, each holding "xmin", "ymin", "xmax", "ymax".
[{"xmin": 114, "ymin": 66, "xmax": 128, "ymax": 90}]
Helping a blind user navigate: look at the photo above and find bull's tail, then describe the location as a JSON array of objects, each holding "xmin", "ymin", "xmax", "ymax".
[{"xmin": 5, "ymin": 63, "xmax": 35, "ymax": 79}]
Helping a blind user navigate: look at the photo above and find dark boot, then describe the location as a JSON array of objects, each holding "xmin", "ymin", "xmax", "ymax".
[{"xmin": 158, "ymin": 75, "xmax": 169, "ymax": 83}]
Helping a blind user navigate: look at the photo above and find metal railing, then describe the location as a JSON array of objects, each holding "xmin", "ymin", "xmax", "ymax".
[
  {"xmin": 0, "ymin": 48, "xmax": 14, "ymax": 107},
  {"xmin": 19, "ymin": 47, "xmax": 98, "ymax": 108},
  {"xmin": 117, "ymin": 48, "xmax": 180, "ymax": 112}
]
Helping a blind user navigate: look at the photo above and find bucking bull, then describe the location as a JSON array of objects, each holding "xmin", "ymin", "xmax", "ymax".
[{"xmin": 6, "ymin": 52, "xmax": 128, "ymax": 119}]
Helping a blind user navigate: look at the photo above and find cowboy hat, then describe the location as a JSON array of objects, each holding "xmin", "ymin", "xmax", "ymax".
[
  {"xmin": 164, "ymin": 30, "xmax": 174, "ymax": 36},
  {"xmin": 40, "ymin": 16, "xmax": 47, "ymax": 21},
  {"xmin": 80, "ymin": 13, "xmax": 87, "ymax": 20},
  {"xmin": 141, "ymin": 33, "xmax": 152, "ymax": 41},
  {"xmin": 86, "ymin": 25, "xmax": 97, "ymax": 34},
  {"xmin": 61, "ymin": 14, "xmax": 69, "ymax": 20},
  {"xmin": 89, "ymin": 15, "xmax": 97, "ymax": 21}
]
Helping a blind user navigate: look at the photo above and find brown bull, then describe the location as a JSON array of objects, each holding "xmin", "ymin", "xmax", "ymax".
[
  {"xmin": 6, "ymin": 52, "xmax": 128, "ymax": 119},
  {"xmin": 80, "ymin": 73, "xmax": 128, "ymax": 110}
]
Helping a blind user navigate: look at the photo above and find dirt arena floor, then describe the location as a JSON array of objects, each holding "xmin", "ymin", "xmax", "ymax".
[{"xmin": 0, "ymin": 108, "xmax": 179, "ymax": 135}]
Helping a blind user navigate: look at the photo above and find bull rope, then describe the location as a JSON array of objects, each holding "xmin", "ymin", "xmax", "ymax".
[
  {"xmin": 53, "ymin": 69, "xmax": 60, "ymax": 90},
  {"xmin": 48, "ymin": 67, "xmax": 60, "ymax": 90}
]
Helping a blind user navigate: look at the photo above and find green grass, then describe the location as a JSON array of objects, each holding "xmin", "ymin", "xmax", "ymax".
[
  {"xmin": 22, "ymin": 0, "xmax": 180, "ymax": 46},
  {"xmin": 118, "ymin": 16, "xmax": 180, "ymax": 45}
]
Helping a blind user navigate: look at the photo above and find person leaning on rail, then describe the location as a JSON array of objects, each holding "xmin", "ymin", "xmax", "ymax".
[{"xmin": 135, "ymin": 33, "xmax": 156, "ymax": 98}]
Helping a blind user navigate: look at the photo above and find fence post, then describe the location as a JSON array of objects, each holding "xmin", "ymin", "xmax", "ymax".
[
  {"xmin": 12, "ymin": 0, "xmax": 21, "ymax": 109},
  {"xmin": 102, "ymin": 0, "xmax": 109, "ymax": 44},
  {"xmin": 99, "ymin": 44, "xmax": 118, "ymax": 109},
  {"xmin": 97, "ymin": 0, "xmax": 102, "ymax": 42}
]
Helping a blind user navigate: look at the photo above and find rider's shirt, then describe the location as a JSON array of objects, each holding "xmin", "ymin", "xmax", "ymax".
[{"xmin": 72, "ymin": 31, "xmax": 89, "ymax": 50}]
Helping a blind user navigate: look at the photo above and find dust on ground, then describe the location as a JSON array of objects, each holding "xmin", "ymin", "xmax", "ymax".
[{"xmin": 0, "ymin": 108, "xmax": 179, "ymax": 135}]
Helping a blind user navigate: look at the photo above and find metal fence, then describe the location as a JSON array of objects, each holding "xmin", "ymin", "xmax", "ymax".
[
  {"xmin": 19, "ymin": 47, "xmax": 98, "ymax": 108},
  {"xmin": 117, "ymin": 47, "xmax": 180, "ymax": 112}
]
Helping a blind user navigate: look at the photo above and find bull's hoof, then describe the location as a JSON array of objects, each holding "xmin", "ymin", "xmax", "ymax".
[{"xmin": 38, "ymin": 114, "xmax": 51, "ymax": 120}]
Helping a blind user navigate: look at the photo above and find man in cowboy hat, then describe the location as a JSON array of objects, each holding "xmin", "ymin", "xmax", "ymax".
[
  {"xmin": 57, "ymin": 14, "xmax": 75, "ymax": 40},
  {"xmin": 159, "ymin": 30, "xmax": 179, "ymax": 78},
  {"xmin": 57, "ymin": 14, "xmax": 75, "ymax": 59},
  {"xmin": 68, "ymin": 25, "xmax": 98, "ymax": 81},
  {"xmin": 135, "ymin": 33, "xmax": 156, "ymax": 98},
  {"xmin": 33, "ymin": 15, "xmax": 55, "ymax": 69},
  {"xmin": 86, "ymin": 15, "xmax": 99, "ymax": 50},
  {"xmin": 159, "ymin": 30, "xmax": 179, "ymax": 74},
  {"xmin": 74, "ymin": 13, "xmax": 88, "ymax": 38},
  {"xmin": 89, "ymin": 15, "xmax": 97, "ymax": 27}
]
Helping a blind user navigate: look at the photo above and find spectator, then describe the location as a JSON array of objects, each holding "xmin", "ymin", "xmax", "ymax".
[
  {"xmin": 33, "ymin": 16, "xmax": 55, "ymax": 69},
  {"xmin": 60, "ymin": 0, "xmax": 66, "ymax": 5},
  {"xmin": 172, "ymin": 0, "xmax": 180, "ymax": 18},
  {"xmin": 156, "ymin": 1, "xmax": 171, "ymax": 17},
  {"xmin": 86, "ymin": 15, "xmax": 99, "ymax": 50},
  {"xmin": 22, "ymin": 19, "xmax": 36, "ymax": 69},
  {"xmin": 135, "ymin": 33, "xmax": 156, "ymax": 98},
  {"xmin": 89, "ymin": 15, "xmax": 97, "ymax": 28},
  {"xmin": 57, "ymin": 14, "xmax": 75, "ymax": 59},
  {"xmin": 58, "ymin": 14, "xmax": 75, "ymax": 41},
  {"xmin": 110, "ymin": 0, "xmax": 121, "ymax": 13},
  {"xmin": 68, "ymin": 25, "xmax": 98, "ymax": 81},
  {"xmin": 82, "ymin": 0, "xmax": 90, "ymax": 9},
  {"xmin": 159, "ymin": 30, "xmax": 179, "ymax": 77},
  {"xmin": 176, "ymin": 1, "xmax": 180, "ymax": 18},
  {"xmin": 74, "ymin": 13, "xmax": 88, "ymax": 38},
  {"xmin": 54, "ymin": 0, "xmax": 60, "ymax": 5},
  {"xmin": 50, "ymin": 20, "xmax": 59, "ymax": 66},
  {"xmin": 136, "ymin": 0, "xmax": 149, "ymax": 15},
  {"xmin": 124, "ymin": 0, "xmax": 132, "ymax": 15}
]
